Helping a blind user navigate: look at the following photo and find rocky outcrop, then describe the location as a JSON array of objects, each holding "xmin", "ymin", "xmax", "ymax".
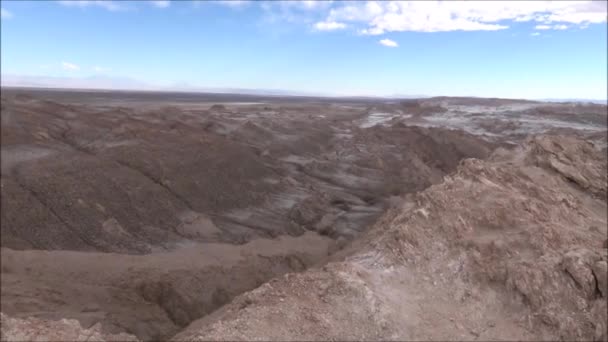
[
  {"xmin": 0, "ymin": 313, "xmax": 138, "ymax": 341},
  {"xmin": 525, "ymin": 135, "xmax": 607, "ymax": 199},
  {"xmin": 175, "ymin": 134, "xmax": 607, "ymax": 341}
]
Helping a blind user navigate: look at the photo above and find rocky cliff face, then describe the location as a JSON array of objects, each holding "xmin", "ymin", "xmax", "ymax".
[{"xmin": 173, "ymin": 134, "xmax": 607, "ymax": 341}]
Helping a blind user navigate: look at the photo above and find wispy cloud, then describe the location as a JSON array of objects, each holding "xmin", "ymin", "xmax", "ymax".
[
  {"xmin": 281, "ymin": 0, "xmax": 333, "ymax": 11},
  {"xmin": 531, "ymin": 32, "xmax": 541, "ymax": 36},
  {"xmin": 215, "ymin": 1, "xmax": 250, "ymax": 8},
  {"xmin": 535, "ymin": 24, "xmax": 569, "ymax": 30},
  {"xmin": 1, "ymin": 7, "xmax": 13, "ymax": 19},
  {"xmin": 379, "ymin": 38, "xmax": 398, "ymax": 47},
  {"xmin": 314, "ymin": 1, "xmax": 607, "ymax": 34},
  {"xmin": 57, "ymin": 1, "xmax": 127, "ymax": 11},
  {"xmin": 93, "ymin": 66, "xmax": 111, "ymax": 72},
  {"xmin": 260, "ymin": 1, "xmax": 333, "ymax": 25},
  {"xmin": 150, "ymin": 0, "xmax": 170, "ymax": 8},
  {"xmin": 62, "ymin": 62, "xmax": 80, "ymax": 71},
  {"xmin": 313, "ymin": 20, "xmax": 346, "ymax": 31}
]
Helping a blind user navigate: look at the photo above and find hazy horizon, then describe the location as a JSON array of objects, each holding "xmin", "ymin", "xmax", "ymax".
[{"xmin": 3, "ymin": 83, "xmax": 607, "ymax": 104}]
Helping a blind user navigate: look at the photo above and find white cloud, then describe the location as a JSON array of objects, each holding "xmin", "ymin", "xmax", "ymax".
[
  {"xmin": 287, "ymin": 0, "xmax": 333, "ymax": 11},
  {"xmin": 301, "ymin": 1, "xmax": 325, "ymax": 10},
  {"xmin": 260, "ymin": 1, "xmax": 335, "ymax": 25},
  {"xmin": 314, "ymin": 20, "xmax": 346, "ymax": 31},
  {"xmin": 62, "ymin": 62, "xmax": 80, "ymax": 71},
  {"xmin": 531, "ymin": 32, "xmax": 541, "ymax": 36},
  {"xmin": 93, "ymin": 66, "xmax": 111, "ymax": 72},
  {"xmin": 150, "ymin": 0, "xmax": 170, "ymax": 8},
  {"xmin": 57, "ymin": 1, "xmax": 127, "ymax": 11},
  {"xmin": 1, "ymin": 7, "xmax": 13, "ymax": 19},
  {"xmin": 317, "ymin": 1, "xmax": 607, "ymax": 34},
  {"xmin": 379, "ymin": 38, "xmax": 398, "ymax": 47},
  {"xmin": 536, "ymin": 23, "xmax": 569, "ymax": 30},
  {"xmin": 215, "ymin": 1, "xmax": 250, "ymax": 8}
]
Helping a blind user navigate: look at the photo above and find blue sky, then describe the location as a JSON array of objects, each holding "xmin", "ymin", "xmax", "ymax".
[{"xmin": 1, "ymin": 0, "xmax": 607, "ymax": 99}]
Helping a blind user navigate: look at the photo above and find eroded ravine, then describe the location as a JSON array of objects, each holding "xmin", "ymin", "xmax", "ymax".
[{"xmin": 1, "ymin": 89, "xmax": 606, "ymax": 341}]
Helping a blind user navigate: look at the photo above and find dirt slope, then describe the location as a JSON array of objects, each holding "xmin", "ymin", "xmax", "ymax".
[
  {"xmin": 174, "ymin": 134, "xmax": 607, "ymax": 341},
  {"xmin": 1, "ymin": 232, "xmax": 333, "ymax": 340},
  {"xmin": 1, "ymin": 94, "xmax": 495, "ymax": 253}
]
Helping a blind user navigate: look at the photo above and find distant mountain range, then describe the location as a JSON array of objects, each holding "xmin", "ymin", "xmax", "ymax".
[
  {"xmin": 1, "ymin": 74, "xmax": 606, "ymax": 104},
  {"xmin": 0, "ymin": 74, "xmax": 334, "ymax": 98},
  {"xmin": 1, "ymin": 74, "xmax": 156, "ymax": 91},
  {"xmin": 540, "ymin": 98, "xmax": 608, "ymax": 105}
]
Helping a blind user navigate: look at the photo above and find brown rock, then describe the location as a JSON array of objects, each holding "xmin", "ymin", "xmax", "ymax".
[
  {"xmin": 209, "ymin": 104, "xmax": 226, "ymax": 111},
  {"xmin": 591, "ymin": 300, "xmax": 608, "ymax": 341},
  {"xmin": 562, "ymin": 249, "xmax": 599, "ymax": 298},
  {"xmin": 0, "ymin": 313, "xmax": 139, "ymax": 341},
  {"xmin": 592, "ymin": 260, "xmax": 608, "ymax": 298}
]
